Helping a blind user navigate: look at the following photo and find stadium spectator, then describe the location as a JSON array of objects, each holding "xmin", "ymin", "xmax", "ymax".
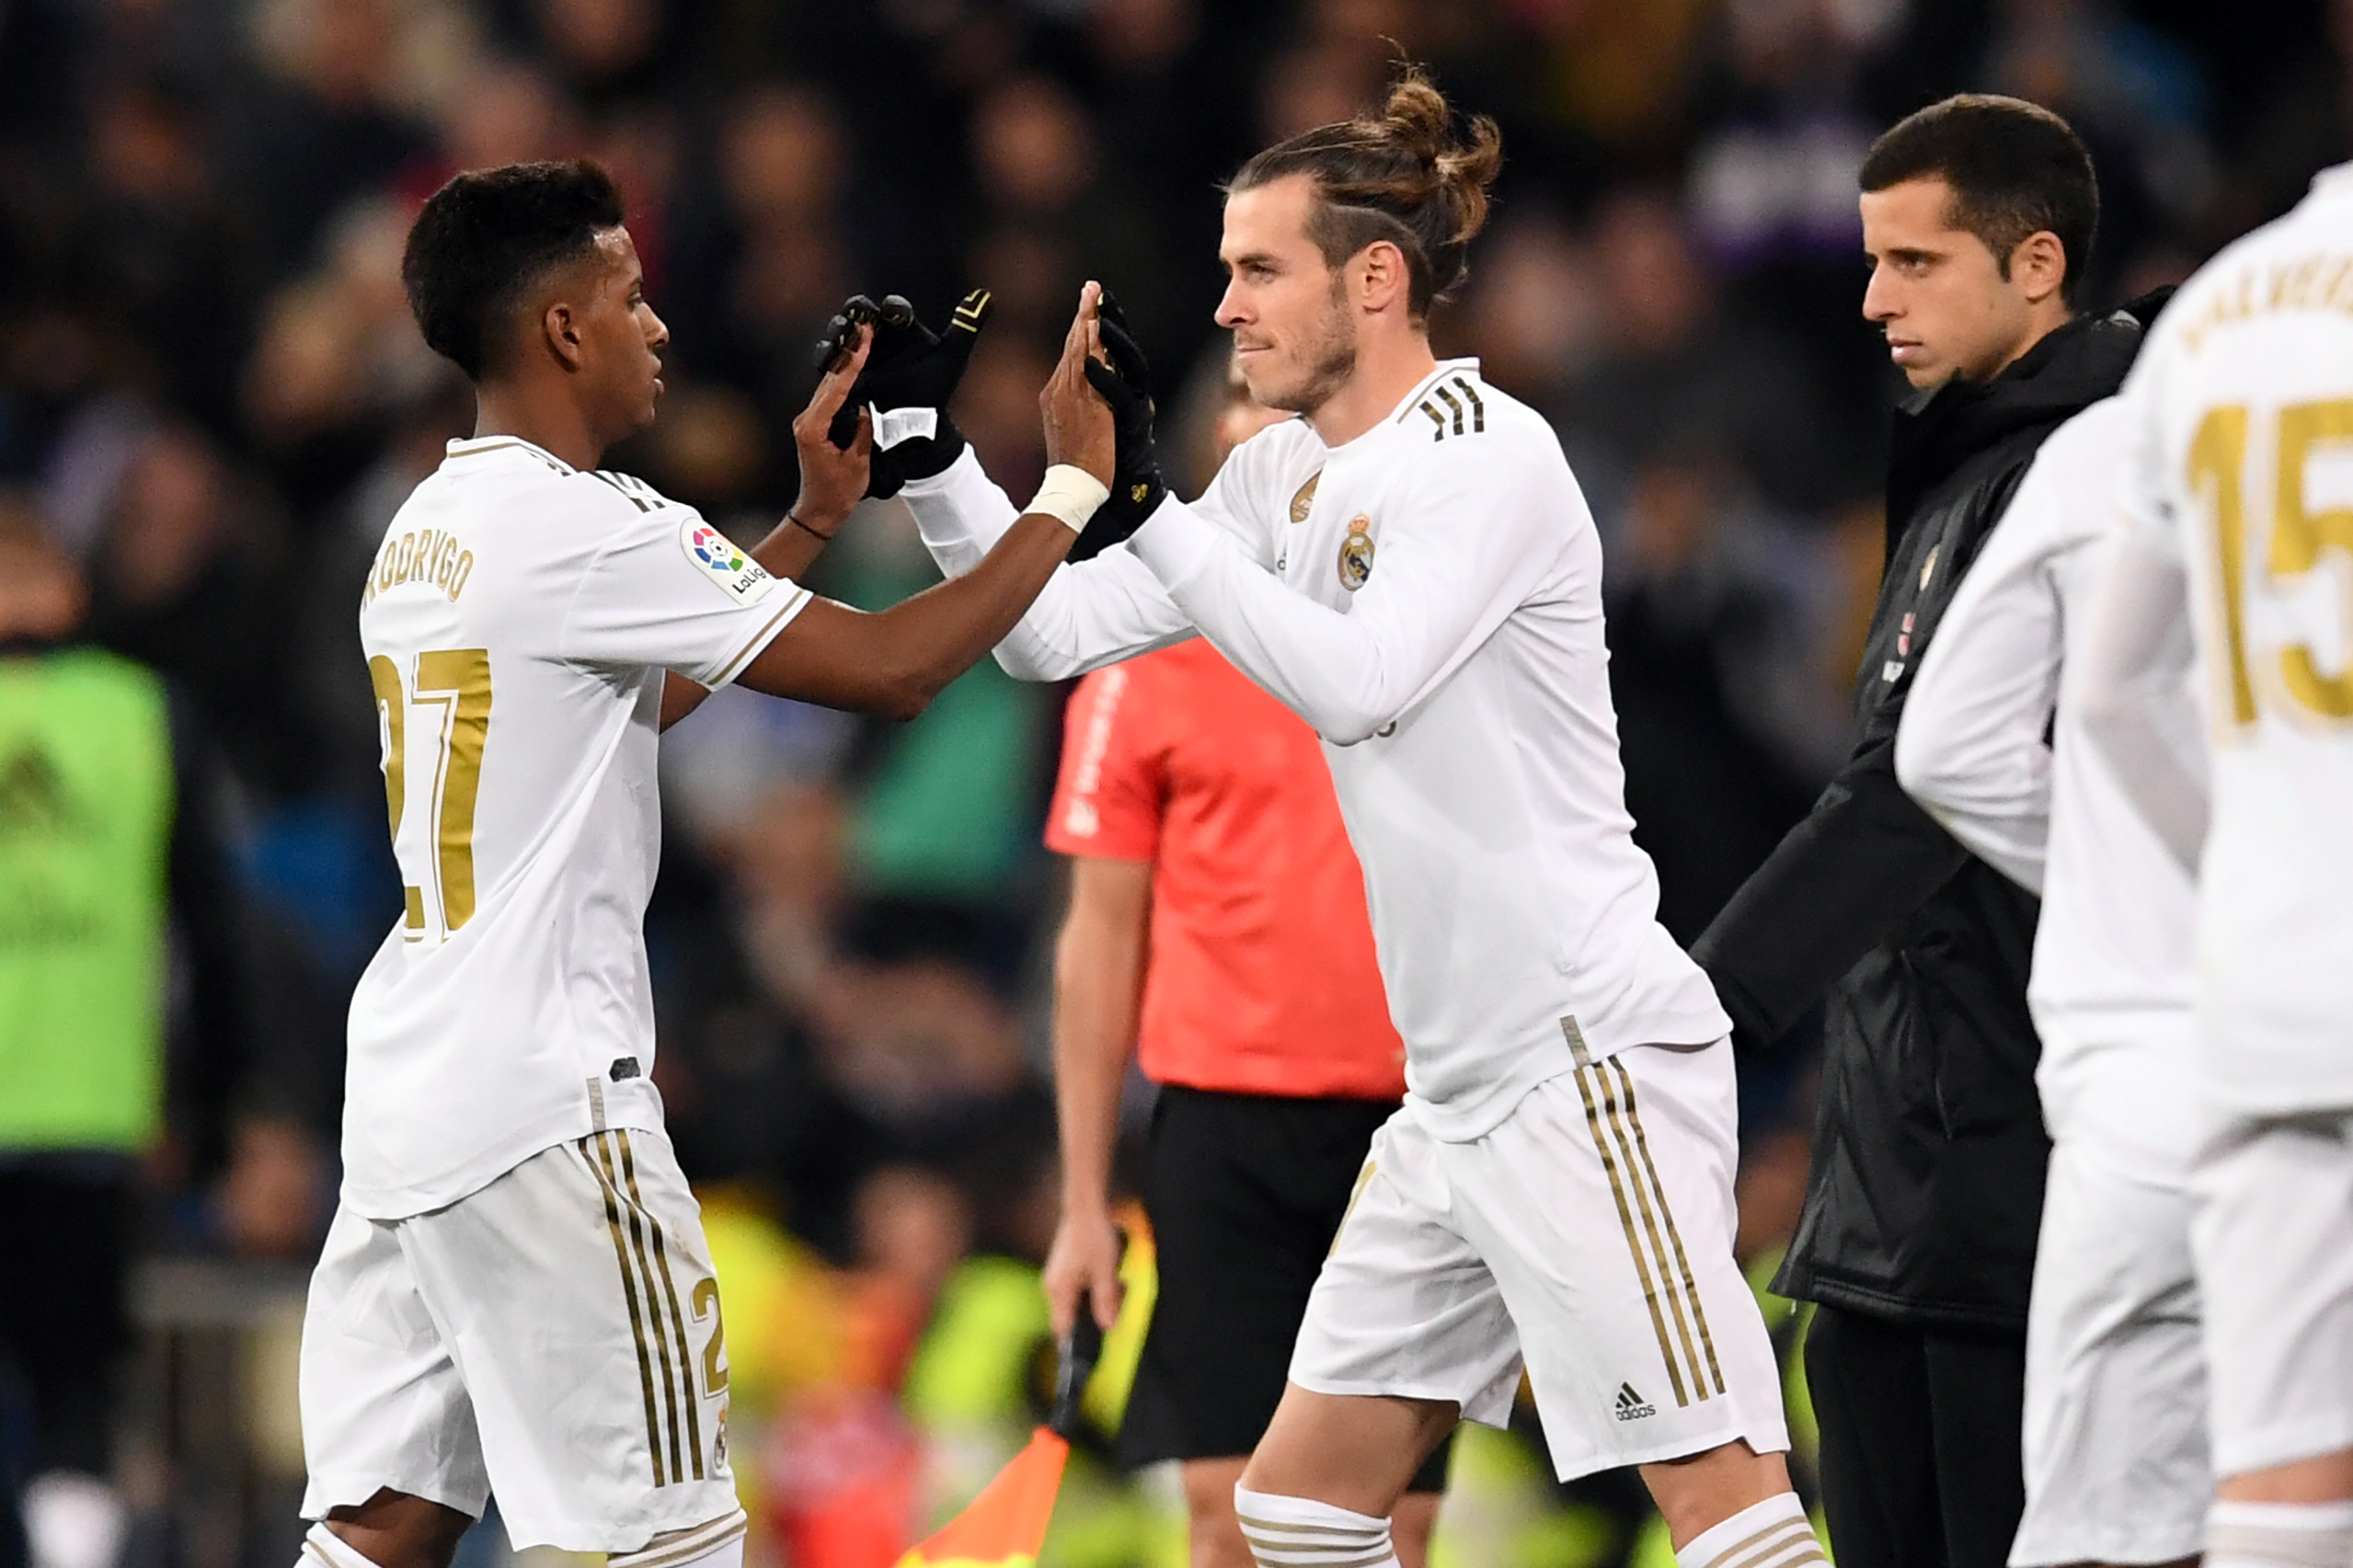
[
  {"xmin": 1600, "ymin": 453, "xmax": 1824, "ymax": 946},
  {"xmin": 82, "ymin": 423, "xmax": 315, "ymax": 792},
  {"xmin": 1556, "ymin": 187, "xmax": 1862, "ymax": 520},
  {"xmin": 663, "ymin": 83, "xmax": 859, "ymax": 469},
  {"xmin": 222, "ymin": 0, "xmax": 436, "ymax": 279}
]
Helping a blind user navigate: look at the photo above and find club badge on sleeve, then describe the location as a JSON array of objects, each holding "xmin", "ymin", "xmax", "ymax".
[
  {"xmin": 680, "ymin": 518, "xmax": 778, "ymax": 605},
  {"xmin": 1290, "ymin": 473, "xmax": 1321, "ymax": 524}
]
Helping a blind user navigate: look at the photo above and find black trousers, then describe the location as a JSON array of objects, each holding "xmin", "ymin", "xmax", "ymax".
[
  {"xmin": 0, "ymin": 1164, "xmax": 136, "ymax": 1477},
  {"xmin": 1804, "ymin": 1303, "xmax": 2027, "ymax": 1568}
]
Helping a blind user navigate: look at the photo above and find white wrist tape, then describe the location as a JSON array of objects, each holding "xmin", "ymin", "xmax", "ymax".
[
  {"xmin": 870, "ymin": 406, "xmax": 938, "ymax": 450},
  {"xmin": 1026, "ymin": 465, "xmax": 1111, "ymax": 533}
]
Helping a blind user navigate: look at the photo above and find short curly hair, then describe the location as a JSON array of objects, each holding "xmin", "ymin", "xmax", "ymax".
[{"xmin": 401, "ymin": 160, "xmax": 626, "ymax": 382}]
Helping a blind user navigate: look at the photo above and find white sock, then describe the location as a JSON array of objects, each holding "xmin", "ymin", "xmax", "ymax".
[
  {"xmin": 1232, "ymin": 1486, "xmax": 1399, "ymax": 1568},
  {"xmin": 22, "ymin": 1473, "xmax": 126, "ymax": 1568},
  {"xmin": 1672, "ymin": 1492, "xmax": 1826, "ymax": 1568},
  {"xmin": 606, "ymin": 1509, "xmax": 748, "ymax": 1568},
  {"xmin": 299, "ymin": 1525, "xmax": 387, "ymax": 1568},
  {"xmin": 2207, "ymin": 1498, "xmax": 2353, "ymax": 1568}
]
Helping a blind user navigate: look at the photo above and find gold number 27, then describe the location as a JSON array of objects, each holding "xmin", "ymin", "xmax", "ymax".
[
  {"xmin": 2189, "ymin": 400, "xmax": 2353, "ymax": 729},
  {"xmin": 368, "ymin": 648, "xmax": 493, "ymax": 932},
  {"xmin": 691, "ymin": 1276, "xmax": 729, "ymax": 1395}
]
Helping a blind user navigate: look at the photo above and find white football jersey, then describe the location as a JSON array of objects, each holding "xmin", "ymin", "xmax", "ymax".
[
  {"xmin": 1896, "ymin": 398, "xmax": 2196, "ymax": 1184},
  {"xmin": 2116, "ymin": 163, "xmax": 2353, "ymax": 1115},
  {"xmin": 343, "ymin": 435, "xmax": 810, "ymax": 1217},
  {"xmin": 904, "ymin": 359, "xmax": 1729, "ymax": 1141}
]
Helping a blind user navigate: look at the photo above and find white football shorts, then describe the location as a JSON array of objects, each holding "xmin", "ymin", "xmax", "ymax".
[
  {"xmin": 299, "ymin": 1127, "xmax": 741, "ymax": 1553},
  {"xmin": 2010, "ymin": 1141, "xmax": 2207, "ymax": 1567},
  {"xmin": 1288, "ymin": 1037, "xmax": 1788, "ymax": 1480},
  {"xmin": 2193, "ymin": 1109, "xmax": 2353, "ymax": 1478}
]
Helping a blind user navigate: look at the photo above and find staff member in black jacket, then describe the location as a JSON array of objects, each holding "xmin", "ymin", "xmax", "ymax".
[{"xmin": 1691, "ymin": 96, "xmax": 2148, "ymax": 1568}]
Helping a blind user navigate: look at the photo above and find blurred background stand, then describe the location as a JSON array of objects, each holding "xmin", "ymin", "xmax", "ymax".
[{"xmin": 120, "ymin": 1257, "xmax": 309, "ymax": 1568}]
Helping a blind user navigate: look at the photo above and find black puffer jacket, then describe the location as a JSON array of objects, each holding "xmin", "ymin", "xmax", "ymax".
[{"xmin": 1691, "ymin": 305, "xmax": 2152, "ymax": 1332}]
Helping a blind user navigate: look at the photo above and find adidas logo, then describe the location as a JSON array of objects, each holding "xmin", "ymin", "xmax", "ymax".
[{"xmin": 1613, "ymin": 1382, "xmax": 1656, "ymax": 1422}]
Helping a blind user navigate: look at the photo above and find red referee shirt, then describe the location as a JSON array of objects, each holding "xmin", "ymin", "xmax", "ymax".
[{"xmin": 1044, "ymin": 639, "xmax": 1406, "ymax": 1100}]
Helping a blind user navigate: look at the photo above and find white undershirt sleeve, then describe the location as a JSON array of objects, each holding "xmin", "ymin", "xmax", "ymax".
[
  {"xmin": 1127, "ymin": 437, "xmax": 1555, "ymax": 745},
  {"xmin": 901, "ymin": 444, "xmax": 1016, "ymax": 579},
  {"xmin": 901, "ymin": 445, "xmax": 1284, "ymax": 681},
  {"xmin": 1895, "ymin": 451, "xmax": 2080, "ymax": 893},
  {"xmin": 2077, "ymin": 528, "xmax": 2208, "ymax": 874},
  {"xmin": 2079, "ymin": 358, "xmax": 2210, "ymax": 876}
]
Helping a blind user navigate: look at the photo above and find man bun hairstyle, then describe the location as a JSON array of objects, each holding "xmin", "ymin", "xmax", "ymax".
[
  {"xmin": 1228, "ymin": 65, "xmax": 1503, "ymax": 319},
  {"xmin": 1860, "ymin": 93, "xmax": 2098, "ymax": 303},
  {"xmin": 401, "ymin": 160, "xmax": 626, "ymax": 382}
]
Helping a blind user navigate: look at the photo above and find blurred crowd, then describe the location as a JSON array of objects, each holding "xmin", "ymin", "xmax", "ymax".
[{"xmin": 0, "ymin": 0, "xmax": 2344, "ymax": 1564}]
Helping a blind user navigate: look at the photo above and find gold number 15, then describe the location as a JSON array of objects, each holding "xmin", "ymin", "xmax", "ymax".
[
  {"xmin": 2189, "ymin": 400, "xmax": 2353, "ymax": 729},
  {"xmin": 368, "ymin": 649, "xmax": 493, "ymax": 932}
]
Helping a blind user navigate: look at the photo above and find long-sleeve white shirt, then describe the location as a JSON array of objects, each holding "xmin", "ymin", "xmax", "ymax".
[
  {"xmin": 904, "ymin": 359, "xmax": 1728, "ymax": 1139},
  {"xmin": 2083, "ymin": 162, "xmax": 2353, "ymax": 1119},
  {"xmin": 1896, "ymin": 398, "xmax": 2196, "ymax": 1185}
]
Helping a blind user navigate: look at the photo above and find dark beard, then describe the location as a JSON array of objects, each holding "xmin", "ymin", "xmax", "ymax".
[{"xmin": 1263, "ymin": 293, "xmax": 1358, "ymax": 415}]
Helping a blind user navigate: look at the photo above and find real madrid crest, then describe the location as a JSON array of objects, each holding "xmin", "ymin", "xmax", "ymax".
[{"xmin": 1338, "ymin": 514, "xmax": 1375, "ymax": 591}]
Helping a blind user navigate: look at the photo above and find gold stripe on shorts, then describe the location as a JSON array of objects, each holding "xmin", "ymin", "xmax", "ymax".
[
  {"xmin": 602, "ymin": 1132, "xmax": 687, "ymax": 1484},
  {"xmin": 1330, "ymin": 1158, "xmax": 1379, "ymax": 1256},
  {"xmin": 619, "ymin": 1129, "xmax": 707, "ymax": 1481},
  {"xmin": 1589, "ymin": 1061, "xmax": 1711, "ymax": 1405},
  {"xmin": 1571, "ymin": 1063, "xmax": 1690, "ymax": 1407},
  {"xmin": 583, "ymin": 1135, "xmax": 668, "ymax": 1485},
  {"xmin": 1606, "ymin": 1058, "xmax": 1727, "ymax": 1397}
]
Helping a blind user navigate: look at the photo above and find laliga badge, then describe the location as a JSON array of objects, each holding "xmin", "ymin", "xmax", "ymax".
[
  {"xmin": 1338, "ymin": 515, "xmax": 1376, "ymax": 591},
  {"xmin": 681, "ymin": 518, "xmax": 778, "ymax": 604}
]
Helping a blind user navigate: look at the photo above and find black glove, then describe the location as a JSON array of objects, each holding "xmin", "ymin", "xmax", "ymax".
[
  {"xmin": 815, "ymin": 290, "xmax": 993, "ymax": 499},
  {"xmin": 812, "ymin": 292, "xmax": 915, "ymax": 375},
  {"xmin": 1069, "ymin": 291, "xmax": 1166, "ymax": 563}
]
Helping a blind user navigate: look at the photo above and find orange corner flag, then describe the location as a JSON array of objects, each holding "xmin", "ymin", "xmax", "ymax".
[{"xmin": 894, "ymin": 1428, "xmax": 1071, "ymax": 1568}]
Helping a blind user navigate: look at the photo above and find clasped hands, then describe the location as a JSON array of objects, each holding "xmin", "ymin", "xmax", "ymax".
[{"xmin": 789, "ymin": 280, "xmax": 1165, "ymax": 562}]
